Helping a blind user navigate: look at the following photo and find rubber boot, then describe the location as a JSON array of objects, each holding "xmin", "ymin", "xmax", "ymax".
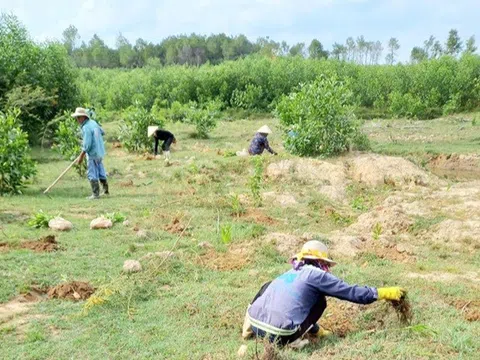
[
  {"xmin": 86, "ymin": 180, "xmax": 100, "ymax": 200},
  {"xmin": 100, "ymin": 179, "xmax": 109, "ymax": 195}
]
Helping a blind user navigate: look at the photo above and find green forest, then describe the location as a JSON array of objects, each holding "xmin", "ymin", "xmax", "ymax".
[{"xmin": 1, "ymin": 12, "xmax": 480, "ymax": 144}]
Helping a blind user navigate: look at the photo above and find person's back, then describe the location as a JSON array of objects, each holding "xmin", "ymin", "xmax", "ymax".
[{"xmin": 82, "ymin": 119, "xmax": 105, "ymax": 160}]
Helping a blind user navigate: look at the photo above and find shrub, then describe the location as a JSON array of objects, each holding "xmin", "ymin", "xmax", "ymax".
[
  {"xmin": 231, "ymin": 84, "xmax": 266, "ymax": 110},
  {"xmin": 54, "ymin": 112, "xmax": 87, "ymax": 176},
  {"xmin": 27, "ymin": 210, "xmax": 55, "ymax": 228},
  {"xmin": 0, "ymin": 109, "xmax": 36, "ymax": 195},
  {"xmin": 119, "ymin": 102, "xmax": 164, "ymax": 153},
  {"xmin": 185, "ymin": 100, "xmax": 221, "ymax": 138},
  {"xmin": 276, "ymin": 76, "xmax": 361, "ymax": 157}
]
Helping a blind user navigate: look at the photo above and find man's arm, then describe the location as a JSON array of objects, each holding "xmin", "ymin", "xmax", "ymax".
[
  {"xmin": 308, "ymin": 269, "xmax": 378, "ymax": 305},
  {"xmin": 77, "ymin": 151, "xmax": 86, "ymax": 165}
]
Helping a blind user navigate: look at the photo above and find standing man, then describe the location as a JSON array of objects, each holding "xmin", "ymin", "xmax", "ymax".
[
  {"xmin": 248, "ymin": 125, "xmax": 277, "ymax": 156},
  {"xmin": 72, "ymin": 107, "xmax": 109, "ymax": 200},
  {"xmin": 148, "ymin": 126, "xmax": 176, "ymax": 161}
]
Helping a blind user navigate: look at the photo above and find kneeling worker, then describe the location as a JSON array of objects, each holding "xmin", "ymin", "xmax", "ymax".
[
  {"xmin": 242, "ymin": 240, "xmax": 407, "ymax": 348},
  {"xmin": 248, "ymin": 125, "xmax": 277, "ymax": 156},
  {"xmin": 148, "ymin": 126, "xmax": 176, "ymax": 160},
  {"xmin": 72, "ymin": 107, "xmax": 109, "ymax": 200}
]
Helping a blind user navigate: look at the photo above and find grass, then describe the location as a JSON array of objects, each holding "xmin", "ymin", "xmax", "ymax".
[{"xmin": 1, "ymin": 117, "xmax": 480, "ymax": 359}]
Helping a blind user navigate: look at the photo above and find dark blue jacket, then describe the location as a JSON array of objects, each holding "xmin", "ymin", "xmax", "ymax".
[
  {"xmin": 247, "ymin": 265, "xmax": 378, "ymax": 335},
  {"xmin": 249, "ymin": 133, "xmax": 275, "ymax": 155}
]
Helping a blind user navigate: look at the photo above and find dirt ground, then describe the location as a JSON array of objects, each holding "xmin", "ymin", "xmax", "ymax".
[{"xmin": 47, "ymin": 282, "xmax": 95, "ymax": 301}]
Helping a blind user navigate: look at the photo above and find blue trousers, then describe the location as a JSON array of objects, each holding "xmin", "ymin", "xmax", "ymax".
[{"xmin": 87, "ymin": 157, "xmax": 107, "ymax": 181}]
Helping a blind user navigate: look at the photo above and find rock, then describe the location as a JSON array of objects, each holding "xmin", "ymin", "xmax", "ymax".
[
  {"xmin": 198, "ymin": 241, "xmax": 213, "ymax": 249},
  {"xmin": 123, "ymin": 220, "xmax": 130, "ymax": 227},
  {"xmin": 48, "ymin": 217, "xmax": 73, "ymax": 232},
  {"xmin": 396, "ymin": 243, "xmax": 415, "ymax": 255},
  {"xmin": 237, "ymin": 345, "xmax": 248, "ymax": 358},
  {"xmin": 123, "ymin": 260, "xmax": 142, "ymax": 273},
  {"xmin": 136, "ymin": 230, "xmax": 148, "ymax": 238},
  {"xmin": 90, "ymin": 217, "xmax": 113, "ymax": 230}
]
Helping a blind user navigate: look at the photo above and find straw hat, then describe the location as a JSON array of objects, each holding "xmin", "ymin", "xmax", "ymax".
[
  {"xmin": 292, "ymin": 240, "xmax": 337, "ymax": 266},
  {"xmin": 148, "ymin": 126, "xmax": 159, "ymax": 138},
  {"xmin": 71, "ymin": 107, "xmax": 89, "ymax": 118},
  {"xmin": 257, "ymin": 125, "xmax": 272, "ymax": 134}
]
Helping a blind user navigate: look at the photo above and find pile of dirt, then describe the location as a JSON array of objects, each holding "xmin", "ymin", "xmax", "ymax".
[
  {"xmin": 119, "ymin": 179, "xmax": 134, "ymax": 187},
  {"xmin": 0, "ymin": 242, "xmax": 10, "ymax": 252},
  {"xmin": 262, "ymin": 192, "xmax": 298, "ymax": 207},
  {"xmin": 348, "ymin": 205, "xmax": 413, "ymax": 240},
  {"xmin": 266, "ymin": 159, "xmax": 348, "ymax": 202},
  {"xmin": 21, "ymin": 235, "xmax": 59, "ymax": 252},
  {"xmin": 348, "ymin": 154, "xmax": 435, "ymax": 188},
  {"xmin": 429, "ymin": 154, "xmax": 480, "ymax": 172},
  {"xmin": 320, "ymin": 298, "xmax": 362, "ymax": 337},
  {"xmin": 263, "ymin": 233, "xmax": 304, "ymax": 257},
  {"xmin": 241, "ymin": 209, "xmax": 276, "ymax": 225},
  {"xmin": 47, "ymin": 281, "xmax": 95, "ymax": 301},
  {"xmin": 199, "ymin": 246, "xmax": 251, "ymax": 271},
  {"xmin": 451, "ymin": 300, "xmax": 480, "ymax": 322},
  {"xmin": 429, "ymin": 219, "xmax": 480, "ymax": 251},
  {"xmin": 164, "ymin": 218, "xmax": 189, "ymax": 235},
  {"xmin": 327, "ymin": 233, "xmax": 364, "ymax": 258}
]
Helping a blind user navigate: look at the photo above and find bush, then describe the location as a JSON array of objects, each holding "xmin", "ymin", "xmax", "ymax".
[
  {"xmin": 53, "ymin": 111, "xmax": 87, "ymax": 176},
  {"xmin": 0, "ymin": 109, "xmax": 36, "ymax": 195},
  {"xmin": 119, "ymin": 102, "xmax": 164, "ymax": 152},
  {"xmin": 276, "ymin": 76, "xmax": 362, "ymax": 157},
  {"xmin": 185, "ymin": 100, "xmax": 221, "ymax": 138}
]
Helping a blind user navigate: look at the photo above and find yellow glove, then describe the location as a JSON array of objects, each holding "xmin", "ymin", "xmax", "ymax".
[{"xmin": 377, "ymin": 287, "xmax": 406, "ymax": 301}]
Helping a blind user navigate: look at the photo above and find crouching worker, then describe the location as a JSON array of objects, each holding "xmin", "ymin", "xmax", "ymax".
[
  {"xmin": 148, "ymin": 126, "xmax": 176, "ymax": 160},
  {"xmin": 72, "ymin": 107, "xmax": 109, "ymax": 200},
  {"xmin": 248, "ymin": 125, "xmax": 277, "ymax": 156},
  {"xmin": 242, "ymin": 240, "xmax": 406, "ymax": 349}
]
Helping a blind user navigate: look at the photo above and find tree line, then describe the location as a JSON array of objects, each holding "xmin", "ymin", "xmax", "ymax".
[{"xmin": 63, "ymin": 25, "xmax": 477, "ymax": 69}]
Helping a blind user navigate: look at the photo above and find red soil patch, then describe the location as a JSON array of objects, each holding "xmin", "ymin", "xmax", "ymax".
[
  {"xmin": 0, "ymin": 242, "xmax": 10, "ymax": 252},
  {"xmin": 21, "ymin": 235, "xmax": 59, "ymax": 252},
  {"xmin": 47, "ymin": 281, "xmax": 95, "ymax": 301},
  {"xmin": 164, "ymin": 217, "xmax": 189, "ymax": 235},
  {"xmin": 240, "ymin": 209, "xmax": 276, "ymax": 225},
  {"xmin": 451, "ymin": 300, "xmax": 480, "ymax": 322}
]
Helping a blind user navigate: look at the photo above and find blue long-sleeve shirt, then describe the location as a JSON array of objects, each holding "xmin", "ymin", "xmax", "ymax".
[
  {"xmin": 248, "ymin": 265, "xmax": 378, "ymax": 334},
  {"xmin": 81, "ymin": 119, "xmax": 105, "ymax": 160},
  {"xmin": 249, "ymin": 133, "xmax": 275, "ymax": 155}
]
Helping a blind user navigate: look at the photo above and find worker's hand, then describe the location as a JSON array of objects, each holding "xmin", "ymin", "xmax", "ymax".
[
  {"xmin": 377, "ymin": 287, "xmax": 406, "ymax": 301},
  {"xmin": 76, "ymin": 157, "xmax": 83, "ymax": 165}
]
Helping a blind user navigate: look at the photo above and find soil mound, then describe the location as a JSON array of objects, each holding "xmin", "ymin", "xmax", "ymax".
[
  {"xmin": 199, "ymin": 246, "xmax": 251, "ymax": 271},
  {"xmin": 262, "ymin": 192, "xmax": 298, "ymax": 207},
  {"xmin": 21, "ymin": 235, "xmax": 59, "ymax": 252},
  {"xmin": 47, "ymin": 281, "xmax": 95, "ymax": 301},
  {"xmin": 349, "ymin": 154, "xmax": 433, "ymax": 188},
  {"xmin": 263, "ymin": 233, "xmax": 303, "ymax": 257},
  {"xmin": 429, "ymin": 154, "xmax": 480, "ymax": 171},
  {"xmin": 266, "ymin": 159, "xmax": 348, "ymax": 202},
  {"xmin": 164, "ymin": 217, "xmax": 189, "ymax": 235}
]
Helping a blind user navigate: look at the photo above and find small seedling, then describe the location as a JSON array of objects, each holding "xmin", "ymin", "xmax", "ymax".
[
  {"xmin": 105, "ymin": 212, "xmax": 127, "ymax": 224},
  {"xmin": 372, "ymin": 222, "xmax": 383, "ymax": 240},
  {"xmin": 249, "ymin": 156, "xmax": 264, "ymax": 207},
  {"xmin": 229, "ymin": 194, "xmax": 245, "ymax": 217},
  {"xmin": 220, "ymin": 224, "xmax": 232, "ymax": 245},
  {"xmin": 27, "ymin": 210, "xmax": 55, "ymax": 229}
]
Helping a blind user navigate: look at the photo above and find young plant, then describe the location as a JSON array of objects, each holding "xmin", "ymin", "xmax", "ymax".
[
  {"xmin": 220, "ymin": 224, "xmax": 233, "ymax": 245},
  {"xmin": 27, "ymin": 210, "xmax": 55, "ymax": 229},
  {"xmin": 54, "ymin": 111, "xmax": 87, "ymax": 176},
  {"xmin": 372, "ymin": 222, "xmax": 383, "ymax": 240},
  {"xmin": 119, "ymin": 101, "xmax": 164, "ymax": 153},
  {"xmin": 229, "ymin": 194, "xmax": 246, "ymax": 217},
  {"xmin": 186, "ymin": 100, "xmax": 221, "ymax": 138},
  {"xmin": 0, "ymin": 109, "xmax": 36, "ymax": 195},
  {"xmin": 249, "ymin": 156, "xmax": 264, "ymax": 207},
  {"xmin": 105, "ymin": 212, "xmax": 127, "ymax": 224}
]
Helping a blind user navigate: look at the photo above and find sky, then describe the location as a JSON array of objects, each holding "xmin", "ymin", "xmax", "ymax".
[{"xmin": 1, "ymin": 0, "xmax": 479, "ymax": 62}]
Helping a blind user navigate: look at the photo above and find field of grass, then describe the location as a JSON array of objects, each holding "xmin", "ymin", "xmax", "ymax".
[{"xmin": 1, "ymin": 117, "xmax": 479, "ymax": 359}]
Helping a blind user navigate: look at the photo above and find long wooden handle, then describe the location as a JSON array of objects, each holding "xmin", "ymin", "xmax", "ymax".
[{"xmin": 43, "ymin": 156, "xmax": 80, "ymax": 194}]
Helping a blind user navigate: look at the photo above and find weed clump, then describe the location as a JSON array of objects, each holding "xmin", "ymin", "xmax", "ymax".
[{"xmin": 390, "ymin": 294, "xmax": 413, "ymax": 324}]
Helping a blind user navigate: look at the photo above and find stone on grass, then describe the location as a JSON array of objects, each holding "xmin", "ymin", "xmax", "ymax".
[
  {"xmin": 123, "ymin": 260, "xmax": 142, "ymax": 273},
  {"xmin": 123, "ymin": 220, "xmax": 130, "ymax": 227},
  {"xmin": 48, "ymin": 217, "xmax": 73, "ymax": 232},
  {"xmin": 90, "ymin": 217, "xmax": 113, "ymax": 230},
  {"xmin": 198, "ymin": 241, "xmax": 213, "ymax": 249},
  {"xmin": 237, "ymin": 345, "xmax": 248, "ymax": 358}
]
